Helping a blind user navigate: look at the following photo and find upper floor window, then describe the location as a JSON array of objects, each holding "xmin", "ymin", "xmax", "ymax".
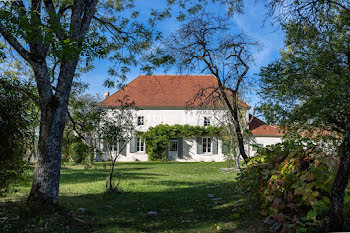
[
  {"xmin": 202, "ymin": 137, "xmax": 212, "ymax": 153},
  {"xmin": 204, "ymin": 117, "xmax": 211, "ymax": 126},
  {"xmin": 136, "ymin": 137, "xmax": 145, "ymax": 152},
  {"xmin": 137, "ymin": 116, "xmax": 144, "ymax": 126}
]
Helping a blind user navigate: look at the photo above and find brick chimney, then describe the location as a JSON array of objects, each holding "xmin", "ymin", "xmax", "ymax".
[{"xmin": 104, "ymin": 92, "xmax": 110, "ymax": 99}]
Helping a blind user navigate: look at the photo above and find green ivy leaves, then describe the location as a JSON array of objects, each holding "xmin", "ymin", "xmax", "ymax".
[{"xmin": 139, "ymin": 124, "xmax": 222, "ymax": 161}]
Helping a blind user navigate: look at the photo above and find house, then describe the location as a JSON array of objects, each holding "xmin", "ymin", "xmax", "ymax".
[{"xmin": 99, "ymin": 74, "xmax": 283, "ymax": 162}]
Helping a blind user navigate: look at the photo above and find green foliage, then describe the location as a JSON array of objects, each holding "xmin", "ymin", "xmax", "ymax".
[
  {"xmin": 259, "ymin": 5, "xmax": 350, "ymax": 135},
  {"xmin": 69, "ymin": 141, "xmax": 90, "ymax": 164},
  {"xmin": 141, "ymin": 124, "xmax": 221, "ymax": 161},
  {"xmin": 0, "ymin": 79, "xmax": 33, "ymax": 196},
  {"xmin": 62, "ymin": 131, "xmax": 77, "ymax": 163},
  {"xmin": 237, "ymin": 140, "xmax": 336, "ymax": 232},
  {"xmin": 65, "ymin": 92, "xmax": 103, "ymax": 163}
]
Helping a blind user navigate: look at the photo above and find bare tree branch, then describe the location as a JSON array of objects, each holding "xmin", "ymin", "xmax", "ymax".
[
  {"xmin": 66, "ymin": 110, "xmax": 86, "ymax": 142},
  {"xmin": 0, "ymin": 23, "xmax": 32, "ymax": 63}
]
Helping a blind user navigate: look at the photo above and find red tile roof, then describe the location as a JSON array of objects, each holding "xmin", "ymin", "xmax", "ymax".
[
  {"xmin": 99, "ymin": 75, "xmax": 250, "ymax": 108},
  {"xmin": 249, "ymin": 114, "xmax": 284, "ymax": 136}
]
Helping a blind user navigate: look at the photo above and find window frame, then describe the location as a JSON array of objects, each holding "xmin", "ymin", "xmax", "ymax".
[
  {"xmin": 137, "ymin": 116, "xmax": 144, "ymax": 126},
  {"xmin": 202, "ymin": 137, "xmax": 212, "ymax": 153},
  {"xmin": 136, "ymin": 137, "xmax": 145, "ymax": 152},
  {"xmin": 169, "ymin": 138, "xmax": 178, "ymax": 152},
  {"xmin": 204, "ymin": 117, "xmax": 211, "ymax": 127}
]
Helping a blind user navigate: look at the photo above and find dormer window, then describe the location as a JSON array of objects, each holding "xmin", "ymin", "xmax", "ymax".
[
  {"xmin": 204, "ymin": 117, "xmax": 211, "ymax": 126},
  {"xmin": 137, "ymin": 116, "xmax": 144, "ymax": 126}
]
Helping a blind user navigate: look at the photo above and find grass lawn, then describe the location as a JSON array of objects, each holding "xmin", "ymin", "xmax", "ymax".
[{"xmin": 1, "ymin": 162, "xmax": 268, "ymax": 232}]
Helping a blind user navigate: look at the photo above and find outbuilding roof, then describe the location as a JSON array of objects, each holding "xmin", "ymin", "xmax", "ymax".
[{"xmin": 249, "ymin": 114, "xmax": 283, "ymax": 136}]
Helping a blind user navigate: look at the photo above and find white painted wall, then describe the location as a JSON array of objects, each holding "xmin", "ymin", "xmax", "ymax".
[
  {"xmin": 110, "ymin": 136, "xmax": 226, "ymax": 162},
  {"xmin": 178, "ymin": 137, "xmax": 225, "ymax": 162},
  {"xmin": 99, "ymin": 107, "xmax": 281, "ymax": 162},
  {"xmin": 135, "ymin": 108, "xmax": 228, "ymax": 129},
  {"xmin": 248, "ymin": 136, "xmax": 283, "ymax": 157}
]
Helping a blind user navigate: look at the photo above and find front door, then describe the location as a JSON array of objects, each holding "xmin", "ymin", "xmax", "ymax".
[{"xmin": 168, "ymin": 138, "xmax": 178, "ymax": 160}]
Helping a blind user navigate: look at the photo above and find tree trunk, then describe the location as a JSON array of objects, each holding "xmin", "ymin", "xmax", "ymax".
[
  {"xmin": 26, "ymin": 127, "xmax": 37, "ymax": 163},
  {"xmin": 27, "ymin": 61, "xmax": 76, "ymax": 214},
  {"xmin": 216, "ymin": 81, "xmax": 249, "ymax": 161},
  {"xmin": 232, "ymin": 99, "xmax": 249, "ymax": 161},
  {"xmin": 107, "ymin": 153, "xmax": 115, "ymax": 190},
  {"xmin": 27, "ymin": 96, "xmax": 69, "ymax": 213},
  {"xmin": 329, "ymin": 118, "xmax": 350, "ymax": 231}
]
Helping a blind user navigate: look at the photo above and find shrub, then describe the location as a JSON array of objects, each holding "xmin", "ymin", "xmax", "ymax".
[
  {"xmin": 237, "ymin": 140, "xmax": 336, "ymax": 232},
  {"xmin": 69, "ymin": 141, "xmax": 89, "ymax": 164},
  {"xmin": 0, "ymin": 81, "xmax": 33, "ymax": 196}
]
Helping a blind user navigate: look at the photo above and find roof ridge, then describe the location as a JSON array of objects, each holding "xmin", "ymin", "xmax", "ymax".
[{"xmin": 140, "ymin": 74, "xmax": 215, "ymax": 77}]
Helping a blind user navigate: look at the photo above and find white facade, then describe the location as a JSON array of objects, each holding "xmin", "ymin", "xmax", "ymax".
[
  {"xmin": 98, "ymin": 107, "xmax": 283, "ymax": 162},
  {"xmin": 248, "ymin": 136, "xmax": 284, "ymax": 157}
]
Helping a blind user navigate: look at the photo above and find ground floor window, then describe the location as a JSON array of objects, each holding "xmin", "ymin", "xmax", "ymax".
[
  {"xmin": 136, "ymin": 137, "xmax": 145, "ymax": 152},
  {"xmin": 202, "ymin": 137, "xmax": 212, "ymax": 153},
  {"xmin": 112, "ymin": 140, "xmax": 126, "ymax": 153},
  {"xmin": 170, "ymin": 138, "xmax": 178, "ymax": 151}
]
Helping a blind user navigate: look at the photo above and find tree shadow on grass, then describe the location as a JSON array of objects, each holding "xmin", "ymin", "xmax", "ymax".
[
  {"xmin": 0, "ymin": 200, "xmax": 96, "ymax": 233},
  {"xmin": 60, "ymin": 170, "xmax": 165, "ymax": 185},
  {"xmin": 1, "ymin": 181, "xmax": 268, "ymax": 233},
  {"xmin": 58, "ymin": 181, "xmax": 268, "ymax": 233},
  {"xmin": 2, "ymin": 163, "xmax": 268, "ymax": 233}
]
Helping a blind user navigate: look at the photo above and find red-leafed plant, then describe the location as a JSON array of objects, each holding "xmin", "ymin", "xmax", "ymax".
[{"xmin": 238, "ymin": 140, "xmax": 339, "ymax": 232}]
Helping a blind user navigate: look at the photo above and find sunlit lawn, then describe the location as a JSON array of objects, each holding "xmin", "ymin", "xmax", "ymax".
[{"xmin": 1, "ymin": 162, "xmax": 268, "ymax": 232}]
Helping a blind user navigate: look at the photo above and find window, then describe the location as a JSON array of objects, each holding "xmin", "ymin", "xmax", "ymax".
[
  {"xmin": 170, "ymin": 139, "xmax": 178, "ymax": 151},
  {"xmin": 137, "ymin": 116, "xmax": 144, "ymax": 126},
  {"xmin": 136, "ymin": 137, "xmax": 145, "ymax": 152},
  {"xmin": 113, "ymin": 140, "xmax": 126, "ymax": 153},
  {"xmin": 252, "ymin": 144, "xmax": 263, "ymax": 152},
  {"xmin": 202, "ymin": 137, "xmax": 212, "ymax": 153},
  {"xmin": 113, "ymin": 140, "xmax": 118, "ymax": 152},
  {"xmin": 204, "ymin": 117, "xmax": 211, "ymax": 126}
]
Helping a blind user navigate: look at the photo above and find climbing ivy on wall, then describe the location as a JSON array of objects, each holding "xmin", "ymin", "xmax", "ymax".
[{"xmin": 139, "ymin": 124, "xmax": 222, "ymax": 161}]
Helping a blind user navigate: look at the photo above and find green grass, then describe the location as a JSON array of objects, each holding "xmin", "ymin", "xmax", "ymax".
[{"xmin": 1, "ymin": 162, "xmax": 268, "ymax": 232}]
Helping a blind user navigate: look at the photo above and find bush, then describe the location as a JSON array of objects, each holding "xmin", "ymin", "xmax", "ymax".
[
  {"xmin": 237, "ymin": 140, "xmax": 336, "ymax": 232},
  {"xmin": 69, "ymin": 141, "xmax": 89, "ymax": 164},
  {"xmin": 0, "ymin": 135, "xmax": 25, "ymax": 196},
  {"xmin": 0, "ymin": 81, "xmax": 33, "ymax": 196}
]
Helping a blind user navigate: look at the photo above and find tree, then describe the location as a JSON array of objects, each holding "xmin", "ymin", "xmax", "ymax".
[
  {"xmin": 0, "ymin": 0, "xmax": 159, "ymax": 212},
  {"xmin": 215, "ymin": 110, "xmax": 253, "ymax": 168},
  {"xmin": 66, "ymin": 92, "xmax": 103, "ymax": 163},
  {"xmin": 259, "ymin": 1, "xmax": 350, "ymax": 230},
  {"xmin": 0, "ymin": 78, "xmax": 34, "ymax": 195},
  {"xmin": 99, "ymin": 105, "xmax": 134, "ymax": 191},
  {"xmin": 0, "ymin": 0, "xmax": 248, "ymax": 213},
  {"xmin": 156, "ymin": 12, "xmax": 257, "ymax": 161}
]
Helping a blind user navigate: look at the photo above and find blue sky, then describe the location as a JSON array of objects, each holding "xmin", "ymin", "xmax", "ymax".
[{"xmin": 81, "ymin": 0, "xmax": 285, "ymax": 111}]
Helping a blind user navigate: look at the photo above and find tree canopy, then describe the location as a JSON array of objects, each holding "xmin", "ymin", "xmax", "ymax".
[{"xmin": 258, "ymin": 1, "xmax": 350, "ymax": 230}]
